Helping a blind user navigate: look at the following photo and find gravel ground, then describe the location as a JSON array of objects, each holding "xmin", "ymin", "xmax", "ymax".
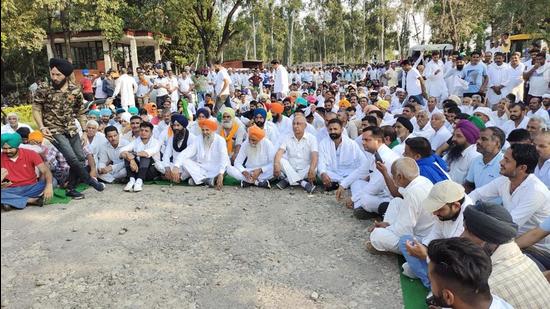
[{"xmin": 1, "ymin": 184, "xmax": 402, "ymax": 308}]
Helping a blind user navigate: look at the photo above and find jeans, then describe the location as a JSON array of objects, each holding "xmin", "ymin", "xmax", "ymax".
[
  {"xmin": 1, "ymin": 181, "xmax": 46, "ymax": 209},
  {"xmin": 399, "ymin": 235, "xmax": 430, "ymax": 288},
  {"xmin": 51, "ymin": 133, "xmax": 91, "ymax": 190},
  {"xmin": 125, "ymin": 157, "xmax": 158, "ymax": 181}
]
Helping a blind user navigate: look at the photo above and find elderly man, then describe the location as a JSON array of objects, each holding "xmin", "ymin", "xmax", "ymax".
[
  {"xmin": 473, "ymin": 107, "xmax": 496, "ymax": 127},
  {"xmin": 32, "ymin": 58, "xmax": 104, "ymax": 198},
  {"xmin": 273, "ymin": 115, "xmax": 318, "ymax": 193},
  {"xmin": 464, "ymin": 127, "xmax": 505, "ymax": 202},
  {"xmin": 444, "ymin": 119, "xmax": 481, "ymax": 184},
  {"xmin": 84, "ymin": 120, "xmax": 107, "ymax": 164},
  {"xmin": 158, "ymin": 114, "xmax": 195, "ymax": 183},
  {"xmin": 534, "ymin": 131, "xmax": 550, "ymax": 189},
  {"xmin": 175, "ymin": 119, "xmax": 228, "ymax": 190},
  {"xmin": 527, "ymin": 97, "xmax": 550, "ymax": 125},
  {"xmin": 367, "ymin": 158, "xmax": 435, "ymax": 254},
  {"xmin": 391, "ymin": 117, "xmax": 415, "ymax": 156},
  {"xmin": 1, "ymin": 133, "xmax": 53, "ymax": 209},
  {"xmin": 97, "ymin": 126, "xmax": 129, "ymax": 183},
  {"xmin": 227, "ymin": 126, "xmax": 275, "ymax": 188},
  {"xmin": 120, "ymin": 122, "xmax": 161, "ymax": 192},
  {"xmin": 429, "ymin": 112, "xmax": 452, "ymax": 152},
  {"xmin": 413, "ymin": 110, "xmax": 434, "ymax": 140},
  {"xmin": 399, "ymin": 180, "xmax": 473, "ymax": 288},
  {"xmin": 336, "ymin": 126, "xmax": 400, "ymax": 217},
  {"xmin": 461, "ymin": 202, "xmax": 550, "ymax": 308},
  {"xmin": 318, "ymin": 118, "xmax": 367, "ymax": 191},
  {"xmin": 1, "ymin": 113, "xmax": 32, "ymax": 134},
  {"xmin": 527, "ymin": 116, "xmax": 547, "ymax": 140},
  {"xmin": 218, "ymin": 107, "xmax": 246, "ymax": 163},
  {"xmin": 470, "ymin": 143, "xmax": 550, "ymax": 250}
]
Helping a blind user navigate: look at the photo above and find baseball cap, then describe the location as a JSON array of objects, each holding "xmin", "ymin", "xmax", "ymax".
[{"xmin": 423, "ymin": 180, "xmax": 465, "ymax": 213}]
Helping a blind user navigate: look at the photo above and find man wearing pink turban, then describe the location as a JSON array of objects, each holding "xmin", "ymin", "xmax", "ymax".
[{"xmin": 444, "ymin": 120, "xmax": 482, "ymax": 184}]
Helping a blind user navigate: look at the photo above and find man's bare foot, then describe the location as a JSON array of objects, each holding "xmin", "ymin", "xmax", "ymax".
[{"xmin": 344, "ymin": 198, "xmax": 353, "ymax": 209}]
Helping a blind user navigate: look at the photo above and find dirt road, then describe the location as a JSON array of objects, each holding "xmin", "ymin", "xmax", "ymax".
[{"xmin": 1, "ymin": 184, "xmax": 401, "ymax": 308}]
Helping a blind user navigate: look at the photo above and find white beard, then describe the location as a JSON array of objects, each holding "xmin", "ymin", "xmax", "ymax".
[
  {"xmin": 247, "ymin": 143, "xmax": 260, "ymax": 163},
  {"xmin": 202, "ymin": 134, "xmax": 214, "ymax": 149}
]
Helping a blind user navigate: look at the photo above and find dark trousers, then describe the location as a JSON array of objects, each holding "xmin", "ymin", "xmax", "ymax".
[
  {"xmin": 156, "ymin": 95, "xmax": 168, "ymax": 107},
  {"xmin": 523, "ymin": 246, "xmax": 550, "ymax": 271},
  {"xmin": 51, "ymin": 133, "xmax": 92, "ymax": 190},
  {"xmin": 124, "ymin": 157, "xmax": 158, "ymax": 181}
]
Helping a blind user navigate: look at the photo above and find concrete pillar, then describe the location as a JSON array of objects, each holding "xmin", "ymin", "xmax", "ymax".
[
  {"xmin": 102, "ymin": 39, "xmax": 112, "ymax": 71},
  {"xmin": 154, "ymin": 42, "xmax": 161, "ymax": 62},
  {"xmin": 130, "ymin": 37, "xmax": 139, "ymax": 75},
  {"xmin": 46, "ymin": 41, "xmax": 54, "ymax": 60}
]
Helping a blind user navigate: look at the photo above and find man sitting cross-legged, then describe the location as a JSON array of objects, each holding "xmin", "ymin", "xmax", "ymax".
[
  {"xmin": 367, "ymin": 158, "xmax": 435, "ymax": 254},
  {"xmin": 227, "ymin": 125, "xmax": 276, "ymax": 189},
  {"xmin": 175, "ymin": 118, "xmax": 228, "ymax": 190},
  {"xmin": 158, "ymin": 114, "xmax": 195, "ymax": 183},
  {"xmin": 97, "ymin": 125, "xmax": 129, "ymax": 183},
  {"xmin": 273, "ymin": 114, "xmax": 318, "ymax": 194},
  {"xmin": 1, "ymin": 133, "xmax": 53, "ymax": 209},
  {"xmin": 318, "ymin": 118, "xmax": 367, "ymax": 191},
  {"xmin": 119, "ymin": 122, "xmax": 161, "ymax": 192}
]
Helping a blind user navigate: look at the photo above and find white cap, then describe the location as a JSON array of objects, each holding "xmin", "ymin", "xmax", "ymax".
[
  {"xmin": 423, "ymin": 180, "xmax": 465, "ymax": 213},
  {"xmin": 473, "ymin": 107, "xmax": 493, "ymax": 118},
  {"xmin": 542, "ymin": 93, "xmax": 550, "ymax": 99}
]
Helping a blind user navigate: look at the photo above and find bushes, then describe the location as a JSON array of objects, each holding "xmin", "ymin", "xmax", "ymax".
[{"xmin": 2, "ymin": 105, "xmax": 37, "ymax": 129}]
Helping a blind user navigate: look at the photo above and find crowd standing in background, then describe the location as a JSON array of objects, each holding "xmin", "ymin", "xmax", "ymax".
[{"xmin": 2, "ymin": 42, "xmax": 550, "ymax": 308}]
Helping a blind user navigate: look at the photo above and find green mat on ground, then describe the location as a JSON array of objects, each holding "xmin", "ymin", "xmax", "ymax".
[
  {"xmin": 145, "ymin": 175, "xmax": 241, "ymax": 186},
  {"xmin": 398, "ymin": 256, "xmax": 429, "ymax": 309},
  {"xmin": 46, "ymin": 184, "xmax": 89, "ymax": 205}
]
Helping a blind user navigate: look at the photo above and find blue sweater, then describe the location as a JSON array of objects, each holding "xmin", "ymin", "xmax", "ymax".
[{"xmin": 417, "ymin": 155, "xmax": 449, "ymax": 184}]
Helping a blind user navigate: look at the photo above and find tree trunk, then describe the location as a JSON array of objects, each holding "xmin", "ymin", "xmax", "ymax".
[
  {"xmin": 448, "ymin": 0, "xmax": 459, "ymax": 50},
  {"xmin": 252, "ymin": 12, "xmax": 257, "ymax": 59},
  {"xmin": 47, "ymin": 13, "xmax": 57, "ymax": 58}
]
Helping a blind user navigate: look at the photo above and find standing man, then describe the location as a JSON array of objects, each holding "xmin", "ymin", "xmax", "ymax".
[
  {"xmin": 32, "ymin": 58, "xmax": 105, "ymax": 198},
  {"xmin": 486, "ymin": 52, "xmax": 510, "ymax": 108},
  {"xmin": 272, "ymin": 60, "xmax": 289, "ymax": 100},
  {"xmin": 463, "ymin": 51, "xmax": 489, "ymax": 98},
  {"xmin": 213, "ymin": 60, "xmax": 231, "ymax": 114},
  {"xmin": 400, "ymin": 60, "xmax": 427, "ymax": 104},
  {"xmin": 424, "ymin": 51, "xmax": 449, "ymax": 104},
  {"xmin": 112, "ymin": 68, "xmax": 138, "ymax": 110}
]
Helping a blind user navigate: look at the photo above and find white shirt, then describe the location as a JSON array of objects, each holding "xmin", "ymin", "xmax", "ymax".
[
  {"xmin": 274, "ymin": 65, "xmax": 290, "ymax": 94},
  {"xmin": 430, "ymin": 126, "xmax": 452, "ymax": 151},
  {"xmin": 177, "ymin": 76, "xmax": 194, "ymax": 94},
  {"xmin": 159, "ymin": 132, "xmax": 196, "ymax": 171},
  {"xmin": 153, "ymin": 76, "xmax": 170, "ymax": 97},
  {"xmin": 215, "ymin": 68, "xmax": 231, "ymax": 96},
  {"xmin": 424, "ymin": 59, "xmax": 448, "ymax": 97},
  {"xmin": 97, "ymin": 139, "xmax": 130, "ymax": 175},
  {"xmin": 504, "ymin": 62, "xmax": 525, "ymax": 99},
  {"xmin": 1, "ymin": 122, "xmax": 32, "ymax": 134},
  {"xmin": 535, "ymin": 159, "xmax": 550, "ymax": 189},
  {"xmin": 119, "ymin": 136, "xmax": 162, "ymax": 166},
  {"xmin": 388, "ymin": 176, "xmax": 435, "ymax": 240},
  {"xmin": 413, "ymin": 123, "xmax": 435, "ymax": 140},
  {"xmin": 527, "ymin": 63, "xmax": 550, "ymax": 96},
  {"xmin": 469, "ymin": 174, "xmax": 550, "ymax": 250},
  {"xmin": 112, "ymin": 74, "xmax": 138, "ymax": 108},
  {"xmin": 444, "ymin": 144, "xmax": 481, "ymax": 184},
  {"xmin": 422, "ymin": 196, "xmax": 472, "ymax": 245},
  {"xmin": 93, "ymin": 77, "xmax": 108, "ymax": 99},
  {"xmin": 279, "ymin": 132, "xmax": 319, "ymax": 172},
  {"xmin": 87, "ymin": 132, "xmax": 108, "ymax": 162},
  {"xmin": 318, "ymin": 135, "xmax": 367, "ymax": 179},
  {"xmin": 402, "ymin": 68, "xmax": 422, "ymax": 96},
  {"xmin": 489, "ymin": 295, "xmax": 514, "ymax": 309},
  {"xmin": 234, "ymin": 138, "xmax": 275, "ymax": 172},
  {"xmin": 526, "ymin": 107, "xmax": 550, "ymax": 125},
  {"xmin": 502, "ymin": 116, "xmax": 530, "ymax": 137}
]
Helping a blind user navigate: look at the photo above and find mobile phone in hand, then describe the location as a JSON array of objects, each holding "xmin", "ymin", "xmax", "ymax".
[{"xmin": 374, "ymin": 151, "xmax": 383, "ymax": 164}]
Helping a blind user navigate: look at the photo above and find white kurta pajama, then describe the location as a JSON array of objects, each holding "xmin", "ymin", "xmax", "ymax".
[
  {"xmin": 112, "ymin": 74, "xmax": 138, "ymax": 110},
  {"xmin": 486, "ymin": 63, "xmax": 510, "ymax": 107},
  {"xmin": 503, "ymin": 63, "xmax": 525, "ymax": 102},
  {"xmin": 370, "ymin": 176, "xmax": 435, "ymax": 253},
  {"xmin": 175, "ymin": 134, "xmax": 229, "ymax": 183},
  {"xmin": 340, "ymin": 144, "xmax": 400, "ymax": 212},
  {"xmin": 424, "ymin": 60, "xmax": 449, "ymax": 103},
  {"xmin": 318, "ymin": 135, "xmax": 367, "ymax": 182},
  {"xmin": 157, "ymin": 133, "xmax": 196, "ymax": 175},
  {"xmin": 273, "ymin": 65, "xmax": 289, "ymax": 98},
  {"xmin": 278, "ymin": 132, "xmax": 319, "ymax": 185},
  {"xmin": 97, "ymin": 139, "xmax": 130, "ymax": 183},
  {"xmin": 227, "ymin": 139, "xmax": 276, "ymax": 182}
]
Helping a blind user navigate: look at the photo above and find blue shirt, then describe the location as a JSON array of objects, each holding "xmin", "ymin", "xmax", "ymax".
[
  {"xmin": 541, "ymin": 216, "xmax": 550, "ymax": 232},
  {"xmin": 466, "ymin": 152, "xmax": 503, "ymax": 205},
  {"xmin": 464, "ymin": 63, "xmax": 487, "ymax": 93},
  {"xmin": 417, "ymin": 155, "xmax": 449, "ymax": 184}
]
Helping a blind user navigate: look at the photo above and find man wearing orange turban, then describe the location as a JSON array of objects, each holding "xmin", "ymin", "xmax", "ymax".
[
  {"xmin": 270, "ymin": 102, "xmax": 292, "ymax": 136},
  {"xmin": 175, "ymin": 118, "xmax": 228, "ymax": 190},
  {"xmin": 226, "ymin": 125, "xmax": 275, "ymax": 188}
]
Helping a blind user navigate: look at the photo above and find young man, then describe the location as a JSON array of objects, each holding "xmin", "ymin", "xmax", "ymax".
[
  {"xmin": 318, "ymin": 118, "xmax": 367, "ymax": 191},
  {"xmin": 123, "ymin": 115, "xmax": 143, "ymax": 142},
  {"xmin": 426, "ymin": 237, "xmax": 513, "ymax": 308},
  {"xmin": 1, "ymin": 133, "xmax": 53, "ymax": 209},
  {"xmin": 111, "ymin": 68, "xmax": 138, "ymax": 110},
  {"xmin": 273, "ymin": 115, "xmax": 318, "ymax": 193},
  {"xmin": 227, "ymin": 126, "xmax": 275, "ymax": 188},
  {"xmin": 469, "ymin": 143, "xmax": 550, "ymax": 250},
  {"xmin": 501, "ymin": 102, "xmax": 530, "ymax": 137},
  {"xmin": 399, "ymin": 180, "xmax": 472, "ymax": 288},
  {"xmin": 486, "ymin": 52, "xmax": 510, "ymax": 107},
  {"xmin": 252, "ymin": 108, "xmax": 280, "ymax": 147},
  {"xmin": 463, "ymin": 51, "xmax": 489, "ymax": 97},
  {"xmin": 213, "ymin": 60, "xmax": 232, "ymax": 113},
  {"xmin": 461, "ymin": 202, "xmax": 550, "ymax": 308},
  {"xmin": 97, "ymin": 126, "xmax": 130, "ymax": 184},
  {"xmin": 400, "ymin": 60, "xmax": 427, "ymax": 104},
  {"xmin": 403, "ymin": 137, "xmax": 449, "ymax": 184},
  {"xmin": 119, "ymin": 122, "xmax": 161, "ymax": 192},
  {"xmin": 272, "ymin": 59, "xmax": 290, "ymax": 100},
  {"xmin": 424, "ymin": 51, "xmax": 449, "ymax": 104},
  {"xmin": 32, "ymin": 58, "xmax": 104, "ymax": 198}
]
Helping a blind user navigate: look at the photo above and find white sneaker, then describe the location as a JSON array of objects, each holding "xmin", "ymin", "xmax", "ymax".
[
  {"xmin": 401, "ymin": 262, "xmax": 418, "ymax": 279},
  {"xmin": 133, "ymin": 179, "xmax": 143, "ymax": 192},
  {"xmin": 124, "ymin": 178, "xmax": 135, "ymax": 192}
]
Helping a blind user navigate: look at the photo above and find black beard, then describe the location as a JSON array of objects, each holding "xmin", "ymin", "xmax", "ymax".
[
  {"xmin": 173, "ymin": 128, "xmax": 184, "ymax": 138},
  {"xmin": 255, "ymin": 121, "xmax": 265, "ymax": 128},
  {"xmin": 329, "ymin": 133, "xmax": 341, "ymax": 140},
  {"xmin": 272, "ymin": 115, "xmax": 280, "ymax": 122},
  {"xmin": 52, "ymin": 78, "xmax": 67, "ymax": 90},
  {"xmin": 446, "ymin": 143, "xmax": 466, "ymax": 165}
]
